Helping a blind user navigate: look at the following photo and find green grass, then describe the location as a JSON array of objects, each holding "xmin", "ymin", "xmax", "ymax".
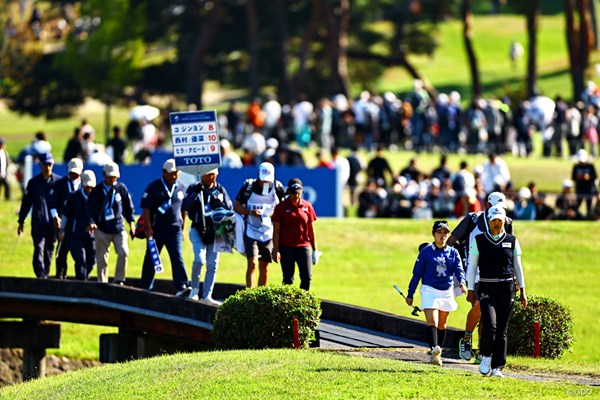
[
  {"xmin": 0, "ymin": 350, "xmax": 583, "ymax": 400},
  {"xmin": 378, "ymin": 15, "xmax": 600, "ymax": 100},
  {"xmin": 2, "ymin": 195, "xmax": 600, "ymax": 365},
  {"xmin": 1, "ymin": 11, "xmax": 599, "ymax": 391}
]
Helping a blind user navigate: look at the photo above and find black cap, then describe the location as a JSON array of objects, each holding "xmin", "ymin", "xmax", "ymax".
[
  {"xmin": 432, "ymin": 220, "xmax": 450, "ymax": 233},
  {"xmin": 287, "ymin": 178, "xmax": 303, "ymax": 194}
]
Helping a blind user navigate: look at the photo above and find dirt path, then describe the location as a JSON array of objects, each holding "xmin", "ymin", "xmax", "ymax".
[{"xmin": 336, "ymin": 347, "xmax": 600, "ymax": 387}]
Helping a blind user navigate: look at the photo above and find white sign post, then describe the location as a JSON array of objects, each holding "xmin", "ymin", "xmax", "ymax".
[{"xmin": 169, "ymin": 110, "xmax": 222, "ymax": 176}]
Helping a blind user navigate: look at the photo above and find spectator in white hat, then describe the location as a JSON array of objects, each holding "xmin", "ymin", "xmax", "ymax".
[
  {"xmin": 233, "ymin": 162, "xmax": 286, "ymax": 287},
  {"xmin": 220, "ymin": 139, "xmax": 243, "ymax": 169},
  {"xmin": 571, "ymin": 149, "xmax": 598, "ymax": 218},
  {"xmin": 556, "ymin": 179, "xmax": 583, "ymax": 220},
  {"xmin": 86, "ymin": 161, "xmax": 135, "ymax": 284},
  {"xmin": 182, "ymin": 167, "xmax": 233, "ymax": 305},
  {"xmin": 140, "ymin": 158, "xmax": 190, "ymax": 295},
  {"xmin": 60, "ymin": 170, "xmax": 97, "ymax": 280}
]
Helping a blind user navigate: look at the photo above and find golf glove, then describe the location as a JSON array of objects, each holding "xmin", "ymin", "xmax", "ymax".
[{"xmin": 312, "ymin": 250, "xmax": 322, "ymax": 265}]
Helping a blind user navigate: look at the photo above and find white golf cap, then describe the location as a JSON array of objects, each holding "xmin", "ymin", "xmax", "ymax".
[
  {"xmin": 203, "ymin": 168, "xmax": 219, "ymax": 176},
  {"xmin": 162, "ymin": 158, "xmax": 178, "ymax": 173},
  {"xmin": 487, "ymin": 191, "xmax": 507, "ymax": 208},
  {"xmin": 220, "ymin": 139, "xmax": 231, "ymax": 149},
  {"xmin": 81, "ymin": 170, "xmax": 96, "ymax": 187},
  {"xmin": 562, "ymin": 179, "xmax": 574, "ymax": 189},
  {"xmin": 258, "ymin": 162, "xmax": 275, "ymax": 182},
  {"xmin": 487, "ymin": 205, "xmax": 506, "ymax": 221},
  {"xmin": 68, "ymin": 158, "xmax": 83, "ymax": 175},
  {"xmin": 578, "ymin": 149, "xmax": 589, "ymax": 163},
  {"xmin": 103, "ymin": 162, "xmax": 120, "ymax": 178},
  {"xmin": 266, "ymin": 137, "xmax": 279, "ymax": 150},
  {"xmin": 518, "ymin": 187, "xmax": 531, "ymax": 200}
]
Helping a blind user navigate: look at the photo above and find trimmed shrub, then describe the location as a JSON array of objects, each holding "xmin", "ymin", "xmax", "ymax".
[
  {"xmin": 212, "ymin": 285, "xmax": 322, "ymax": 350},
  {"xmin": 508, "ymin": 295, "xmax": 574, "ymax": 359}
]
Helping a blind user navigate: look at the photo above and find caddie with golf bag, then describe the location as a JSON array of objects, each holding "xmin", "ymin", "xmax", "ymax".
[
  {"xmin": 182, "ymin": 167, "xmax": 233, "ymax": 305},
  {"xmin": 405, "ymin": 220, "xmax": 467, "ymax": 366}
]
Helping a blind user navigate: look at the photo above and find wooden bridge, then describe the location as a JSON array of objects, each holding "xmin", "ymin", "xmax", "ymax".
[{"xmin": 0, "ymin": 277, "xmax": 462, "ymax": 380}]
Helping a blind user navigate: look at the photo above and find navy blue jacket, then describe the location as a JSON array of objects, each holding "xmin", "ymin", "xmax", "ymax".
[
  {"xmin": 18, "ymin": 173, "xmax": 62, "ymax": 235},
  {"xmin": 87, "ymin": 182, "xmax": 135, "ymax": 234},
  {"xmin": 140, "ymin": 178, "xmax": 187, "ymax": 236},
  {"xmin": 61, "ymin": 189, "xmax": 93, "ymax": 239},
  {"xmin": 49, "ymin": 176, "xmax": 80, "ymax": 218}
]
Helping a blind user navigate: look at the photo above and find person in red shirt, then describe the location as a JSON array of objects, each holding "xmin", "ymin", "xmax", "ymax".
[
  {"xmin": 272, "ymin": 178, "xmax": 319, "ymax": 290},
  {"xmin": 454, "ymin": 187, "xmax": 484, "ymax": 218}
]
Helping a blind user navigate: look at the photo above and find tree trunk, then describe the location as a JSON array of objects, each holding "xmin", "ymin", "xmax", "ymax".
[
  {"xmin": 577, "ymin": 0, "xmax": 593, "ymax": 82},
  {"xmin": 292, "ymin": 0, "xmax": 323, "ymax": 99},
  {"xmin": 565, "ymin": 0, "xmax": 593, "ymax": 101},
  {"xmin": 324, "ymin": 0, "xmax": 351, "ymax": 97},
  {"xmin": 461, "ymin": 0, "xmax": 482, "ymax": 98},
  {"xmin": 525, "ymin": 0, "xmax": 540, "ymax": 98},
  {"xmin": 590, "ymin": 0, "xmax": 598, "ymax": 49},
  {"xmin": 185, "ymin": 0, "xmax": 224, "ymax": 108},
  {"xmin": 274, "ymin": 0, "xmax": 292, "ymax": 104},
  {"xmin": 246, "ymin": 0, "xmax": 260, "ymax": 100},
  {"xmin": 566, "ymin": 0, "xmax": 579, "ymax": 100}
]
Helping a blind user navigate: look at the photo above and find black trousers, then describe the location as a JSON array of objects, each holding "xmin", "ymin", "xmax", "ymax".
[
  {"xmin": 478, "ymin": 281, "xmax": 516, "ymax": 369},
  {"xmin": 31, "ymin": 231, "xmax": 56, "ymax": 278},
  {"xmin": 280, "ymin": 245, "xmax": 312, "ymax": 290},
  {"xmin": 69, "ymin": 236, "xmax": 95, "ymax": 280},
  {"xmin": 0, "ymin": 176, "xmax": 10, "ymax": 200},
  {"xmin": 55, "ymin": 236, "xmax": 71, "ymax": 278}
]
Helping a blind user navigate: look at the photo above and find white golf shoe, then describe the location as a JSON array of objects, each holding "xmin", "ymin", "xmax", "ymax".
[
  {"xmin": 188, "ymin": 288, "xmax": 200, "ymax": 301},
  {"xmin": 431, "ymin": 346, "xmax": 443, "ymax": 366},
  {"xmin": 491, "ymin": 368, "xmax": 504, "ymax": 378},
  {"xmin": 200, "ymin": 297, "xmax": 222, "ymax": 306}
]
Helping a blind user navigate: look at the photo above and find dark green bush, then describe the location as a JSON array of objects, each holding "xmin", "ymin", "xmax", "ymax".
[
  {"xmin": 508, "ymin": 295, "xmax": 574, "ymax": 359},
  {"xmin": 212, "ymin": 285, "xmax": 322, "ymax": 350}
]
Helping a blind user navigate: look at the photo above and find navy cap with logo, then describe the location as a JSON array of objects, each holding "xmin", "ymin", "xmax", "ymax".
[
  {"xmin": 39, "ymin": 152, "xmax": 54, "ymax": 165},
  {"xmin": 432, "ymin": 220, "xmax": 450, "ymax": 233},
  {"xmin": 287, "ymin": 178, "xmax": 303, "ymax": 194}
]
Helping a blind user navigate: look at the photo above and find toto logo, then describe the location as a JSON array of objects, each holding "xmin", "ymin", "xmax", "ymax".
[
  {"xmin": 303, "ymin": 186, "xmax": 317, "ymax": 204},
  {"xmin": 180, "ymin": 156, "xmax": 213, "ymax": 165}
]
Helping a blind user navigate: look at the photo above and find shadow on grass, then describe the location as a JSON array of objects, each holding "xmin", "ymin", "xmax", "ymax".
[{"xmin": 433, "ymin": 67, "xmax": 571, "ymax": 100}]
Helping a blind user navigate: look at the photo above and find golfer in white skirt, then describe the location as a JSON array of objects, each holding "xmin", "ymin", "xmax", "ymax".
[{"xmin": 406, "ymin": 220, "xmax": 467, "ymax": 366}]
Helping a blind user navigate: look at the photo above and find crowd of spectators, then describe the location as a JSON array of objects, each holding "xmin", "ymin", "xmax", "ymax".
[
  {"xmin": 355, "ymin": 149, "xmax": 599, "ymax": 221},
  {"xmin": 216, "ymin": 81, "xmax": 600, "ymax": 163},
  {"xmin": 3, "ymin": 80, "xmax": 600, "ymax": 221}
]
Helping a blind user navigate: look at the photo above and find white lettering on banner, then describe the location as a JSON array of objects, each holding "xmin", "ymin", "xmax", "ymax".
[{"xmin": 181, "ymin": 156, "xmax": 214, "ymax": 165}]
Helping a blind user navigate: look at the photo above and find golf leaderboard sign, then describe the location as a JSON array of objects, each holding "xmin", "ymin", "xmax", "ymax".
[{"xmin": 169, "ymin": 110, "xmax": 222, "ymax": 176}]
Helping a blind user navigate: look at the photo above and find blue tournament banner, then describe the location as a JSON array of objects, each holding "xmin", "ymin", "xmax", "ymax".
[{"xmin": 43, "ymin": 162, "xmax": 342, "ymax": 217}]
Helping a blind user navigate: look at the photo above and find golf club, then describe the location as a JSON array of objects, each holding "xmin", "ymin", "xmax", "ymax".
[
  {"xmin": 11, "ymin": 232, "xmax": 22, "ymax": 255},
  {"xmin": 393, "ymin": 284, "xmax": 421, "ymax": 316}
]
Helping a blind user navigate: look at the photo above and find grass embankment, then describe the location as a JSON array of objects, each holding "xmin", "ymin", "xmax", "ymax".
[
  {"xmin": 2, "ymin": 194, "xmax": 600, "ymax": 366},
  {"xmin": 0, "ymin": 350, "xmax": 586, "ymax": 400}
]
